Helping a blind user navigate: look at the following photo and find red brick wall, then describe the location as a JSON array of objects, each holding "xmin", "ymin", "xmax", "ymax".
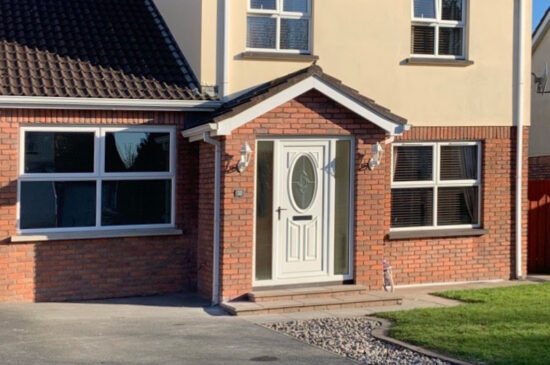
[
  {"xmin": 206, "ymin": 90, "xmax": 528, "ymax": 301},
  {"xmin": 529, "ymin": 155, "xmax": 550, "ymax": 180},
  {"xmin": 197, "ymin": 143, "xmax": 215, "ymax": 299},
  {"xmin": 386, "ymin": 127, "xmax": 529, "ymax": 286},
  {"xmin": 0, "ymin": 109, "xmax": 198, "ymax": 302}
]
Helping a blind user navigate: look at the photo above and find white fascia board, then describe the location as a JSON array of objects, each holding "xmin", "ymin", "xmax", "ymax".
[
  {"xmin": 181, "ymin": 123, "xmax": 218, "ymax": 142},
  {"xmin": 211, "ymin": 76, "xmax": 407, "ymax": 137},
  {"xmin": 0, "ymin": 96, "xmax": 222, "ymax": 111},
  {"xmin": 533, "ymin": 11, "xmax": 550, "ymax": 52}
]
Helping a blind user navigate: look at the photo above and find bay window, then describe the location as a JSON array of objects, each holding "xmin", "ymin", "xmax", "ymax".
[
  {"xmin": 411, "ymin": 0, "xmax": 466, "ymax": 58},
  {"xmin": 247, "ymin": 0, "xmax": 311, "ymax": 53},
  {"xmin": 391, "ymin": 142, "xmax": 481, "ymax": 230},
  {"xmin": 18, "ymin": 127, "xmax": 175, "ymax": 233}
]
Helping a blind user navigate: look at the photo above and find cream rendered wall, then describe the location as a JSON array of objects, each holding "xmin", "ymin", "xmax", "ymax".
[
  {"xmin": 154, "ymin": 0, "xmax": 218, "ymax": 86},
  {"xmin": 221, "ymin": 0, "xmax": 531, "ymax": 127},
  {"xmin": 531, "ymin": 24, "xmax": 550, "ymax": 156}
]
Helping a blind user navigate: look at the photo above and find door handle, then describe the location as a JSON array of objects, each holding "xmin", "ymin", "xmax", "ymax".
[{"xmin": 276, "ymin": 206, "xmax": 288, "ymax": 220}]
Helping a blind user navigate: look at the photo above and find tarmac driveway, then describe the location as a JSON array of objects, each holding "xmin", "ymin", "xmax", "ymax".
[{"xmin": 0, "ymin": 294, "xmax": 355, "ymax": 365}]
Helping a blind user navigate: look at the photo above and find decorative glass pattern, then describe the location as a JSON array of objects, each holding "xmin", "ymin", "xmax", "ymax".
[{"xmin": 291, "ymin": 155, "xmax": 316, "ymax": 210}]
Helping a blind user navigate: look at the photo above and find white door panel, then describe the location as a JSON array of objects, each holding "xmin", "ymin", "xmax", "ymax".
[{"xmin": 276, "ymin": 141, "xmax": 329, "ymax": 279}]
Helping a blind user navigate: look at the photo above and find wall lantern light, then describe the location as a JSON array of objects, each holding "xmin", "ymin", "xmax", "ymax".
[
  {"xmin": 237, "ymin": 142, "xmax": 253, "ymax": 173},
  {"xmin": 367, "ymin": 142, "xmax": 384, "ymax": 170}
]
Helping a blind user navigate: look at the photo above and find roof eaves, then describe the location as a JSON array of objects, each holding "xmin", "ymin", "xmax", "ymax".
[
  {"xmin": 184, "ymin": 65, "xmax": 408, "ymax": 138},
  {"xmin": 534, "ymin": 6, "xmax": 550, "ymax": 52}
]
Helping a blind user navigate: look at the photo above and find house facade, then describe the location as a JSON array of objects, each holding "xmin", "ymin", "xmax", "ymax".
[
  {"xmin": 530, "ymin": 8, "xmax": 550, "ymax": 179},
  {"xmin": 1, "ymin": 0, "xmax": 531, "ymax": 304}
]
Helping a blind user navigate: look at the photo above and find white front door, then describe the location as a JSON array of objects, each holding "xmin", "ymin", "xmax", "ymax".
[{"xmin": 274, "ymin": 140, "xmax": 330, "ymax": 280}]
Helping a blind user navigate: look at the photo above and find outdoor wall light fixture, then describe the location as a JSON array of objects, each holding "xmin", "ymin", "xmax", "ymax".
[
  {"xmin": 367, "ymin": 142, "xmax": 384, "ymax": 170},
  {"xmin": 237, "ymin": 142, "xmax": 252, "ymax": 173}
]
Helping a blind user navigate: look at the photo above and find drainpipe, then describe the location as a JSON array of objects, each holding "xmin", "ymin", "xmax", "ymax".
[
  {"xmin": 202, "ymin": 132, "xmax": 222, "ymax": 305},
  {"xmin": 515, "ymin": 0, "xmax": 526, "ymax": 280},
  {"xmin": 219, "ymin": 0, "xmax": 230, "ymax": 99}
]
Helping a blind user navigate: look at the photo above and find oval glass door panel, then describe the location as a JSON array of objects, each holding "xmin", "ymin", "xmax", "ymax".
[{"xmin": 290, "ymin": 155, "xmax": 317, "ymax": 210}]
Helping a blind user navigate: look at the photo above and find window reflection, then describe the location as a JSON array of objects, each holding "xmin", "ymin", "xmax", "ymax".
[{"xmin": 105, "ymin": 132, "xmax": 170, "ymax": 172}]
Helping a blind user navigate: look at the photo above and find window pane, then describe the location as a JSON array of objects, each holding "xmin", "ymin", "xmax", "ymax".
[
  {"xmin": 101, "ymin": 180, "xmax": 171, "ymax": 226},
  {"xmin": 24, "ymin": 132, "xmax": 94, "ymax": 173},
  {"xmin": 255, "ymin": 141, "xmax": 274, "ymax": 280},
  {"xmin": 391, "ymin": 188, "xmax": 434, "ymax": 228},
  {"xmin": 438, "ymin": 187, "xmax": 479, "ymax": 225},
  {"xmin": 20, "ymin": 181, "xmax": 96, "ymax": 229},
  {"xmin": 413, "ymin": 0, "xmax": 436, "ymax": 18},
  {"xmin": 281, "ymin": 19, "xmax": 309, "ymax": 51},
  {"xmin": 334, "ymin": 141, "xmax": 351, "ymax": 275},
  {"xmin": 393, "ymin": 146, "xmax": 433, "ymax": 182},
  {"xmin": 105, "ymin": 132, "xmax": 170, "ymax": 173},
  {"xmin": 411, "ymin": 26, "xmax": 435, "ymax": 55},
  {"xmin": 250, "ymin": 0, "xmax": 276, "ymax": 10},
  {"xmin": 442, "ymin": 0, "xmax": 463, "ymax": 21},
  {"xmin": 247, "ymin": 16, "xmax": 277, "ymax": 49},
  {"xmin": 440, "ymin": 145, "xmax": 478, "ymax": 180},
  {"xmin": 283, "ymin": 0, "xmax": 308, "ymax": 13},
  {"xmin": 439, "ymin": 27, "xmax": 463, "ymax": 56}
]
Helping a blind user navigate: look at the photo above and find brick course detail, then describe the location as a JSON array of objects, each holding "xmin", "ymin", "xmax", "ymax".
[
  {"xmin": 198, "ymin": 90, "xmax": 529, "ymax": 302},
  {"xmin": 0, "ymin": 109, "xmax": 198, "ymax": 303}
]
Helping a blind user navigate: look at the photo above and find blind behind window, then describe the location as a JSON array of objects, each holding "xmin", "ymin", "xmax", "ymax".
[
  {"xmin": 393, "ymin": 146, "xmax": 433, "ymax": 182},
  {"xmin": 411, "ymin": 26, "xmax": 436, "ymax": 55},
  {"xmin": 391, "ymin": 188, "xmax": 434, "ymax": 228}
]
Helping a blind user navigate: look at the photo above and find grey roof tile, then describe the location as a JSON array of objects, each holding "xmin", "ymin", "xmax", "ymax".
[{"xmin": 0, "ymin": 0, "xmax": 212, "ymax": 100}]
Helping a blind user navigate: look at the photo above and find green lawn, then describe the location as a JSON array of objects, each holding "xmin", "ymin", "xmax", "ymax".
[{"xmin": 376, "ymin": 283, "xmax": 550, "ymax": 365}]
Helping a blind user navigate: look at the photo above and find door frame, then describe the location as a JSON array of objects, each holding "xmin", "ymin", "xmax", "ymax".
[{"xmin": 253, "ymin": 136, "xmax": 355, "ymax": 287}]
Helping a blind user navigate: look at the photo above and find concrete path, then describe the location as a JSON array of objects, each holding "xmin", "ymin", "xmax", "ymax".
[{"xmin": 0, "ymin": 295, "xmax": 355, "ymax": 365}]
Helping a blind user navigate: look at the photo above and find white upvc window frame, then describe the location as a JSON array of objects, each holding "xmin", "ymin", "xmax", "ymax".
[
  {"xmin": 17, "ymin": 125, "xmax": 177, "ymax": 234},
  {"xmin": 246, "ymin": 0, "xmax": 312, "ymax": 54},
  {"xmin": 411, "ymin": 0, "xmax": 467, "ymax": 59},
  {"xmin": 390, "ymin": 141, "xmax": 482, "ymax": 232}
]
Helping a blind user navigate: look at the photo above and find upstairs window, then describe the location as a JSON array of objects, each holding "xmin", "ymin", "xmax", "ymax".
[
  {"xmin": 391, "ymin": 142, "xmax": 481, "ymax": 230},
  {"xmin": 411, "ymin": 0, "xmax": 466, "ymax": 58},
  {"xmin": 247, "ymin": 0, "xmax": 311, "ymax": 53}
]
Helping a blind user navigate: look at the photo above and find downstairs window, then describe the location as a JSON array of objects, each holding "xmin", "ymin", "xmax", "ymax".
[
  {"xmin": 18, "ymin": 127, "xmax": 175, "ymax": 233},
  {"xmin": 391, "ymin": 142, "xmax": 481, "ymax": 230}
]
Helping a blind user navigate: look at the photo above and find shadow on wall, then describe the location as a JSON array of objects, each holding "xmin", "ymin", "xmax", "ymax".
[{"xmin": 0, "ymin": 180, "xmax": 17, "ymax": 243}]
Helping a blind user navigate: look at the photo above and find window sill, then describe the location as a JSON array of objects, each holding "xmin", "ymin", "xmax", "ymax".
[
  {"xmin": 240, "ymin": 51, "xmax": 319, "ymax": 62},
  {"xmin": 10, "ymin": 228, "xmax": 183, "ymax": 243},
  {"xmin": 404, "ymin": 57, "xmax": 474, "ymax": 67},
  {"xmin": 387, "ymin": 228, "xmax": 487, "ymax": 241}
]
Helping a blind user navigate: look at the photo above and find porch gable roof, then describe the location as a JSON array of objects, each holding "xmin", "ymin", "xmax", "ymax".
[{"xmin": 183, "ymin": 65, "xmax": 409, "ymax": 141}]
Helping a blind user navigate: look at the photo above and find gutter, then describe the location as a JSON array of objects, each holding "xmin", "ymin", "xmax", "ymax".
[
  {"xmin": 201, "ymin": 132, "xmax": 222, "ymax": 305},
  {"xmin": 515, "ymin": 0, "xmax": 526, "ymax": 280},
  {"xmin": 0, "ymin": 96, "xmax": 221, "ymax": 111}
]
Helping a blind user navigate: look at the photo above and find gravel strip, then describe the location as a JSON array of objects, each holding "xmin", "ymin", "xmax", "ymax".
[{"xmin": 263, "ymin": 317, "xmax": 451, "ymax": 365}]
